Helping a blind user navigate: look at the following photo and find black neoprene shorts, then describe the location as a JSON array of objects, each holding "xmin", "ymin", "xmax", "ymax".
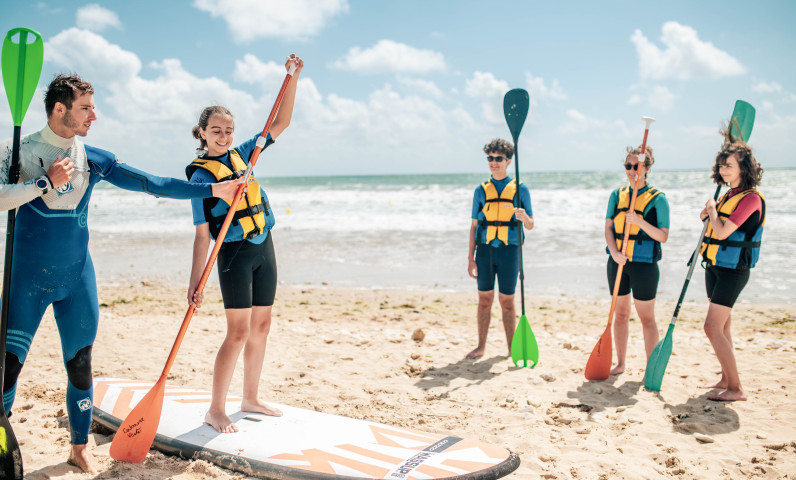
[
  {"xmin": 606, "ymin": 257, "xmax": 660, "ymax": 301},
  {"xmin": 705, "ymin": 264, "xmax": 750, "ymax": 308},
  {"xmin": 217, "ymin": 233, "xmax": 277, "ymax": 309}
]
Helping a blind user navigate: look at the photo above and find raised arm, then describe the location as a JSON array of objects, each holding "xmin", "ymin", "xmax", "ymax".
[{"xmin": 269, "ymin": 55, "xmax": 304, "ymax": 139}]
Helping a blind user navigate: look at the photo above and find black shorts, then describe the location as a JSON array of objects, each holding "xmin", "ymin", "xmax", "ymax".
[
  {"xmin": 475, "ymin": 244, "xmax": 520, "ymax": 295},
  {"xmin": 705, "ymin": 264, "xmax": 749, "ymax": 308},
  {"xmin": 606, "ymin": 257, "xmax": 659, "ymax": 301},
  {"xmin": 217, "ymin": 233, "xmax": 277, "ymax": 309}
]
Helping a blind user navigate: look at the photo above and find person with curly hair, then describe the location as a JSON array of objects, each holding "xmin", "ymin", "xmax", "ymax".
[
  {"xmin": 466, "ymin": 138, "xmax": 534, "ymax": 359},
  {"xmin": 699, "ymin": 141, "xmax": 765, "ymax": 401},
  {"xmin": 604, "ymin": 145, "xmax": 669, "ymax": 375}
]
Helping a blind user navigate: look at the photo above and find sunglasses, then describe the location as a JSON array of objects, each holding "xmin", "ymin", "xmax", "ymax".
[
  {"xmin": 487, "ymin": 155, "xmax": 507, "ymax": 163},
  {"xmin": 624, "ymin": 163, "xmax": 639, "ymax": 171}
]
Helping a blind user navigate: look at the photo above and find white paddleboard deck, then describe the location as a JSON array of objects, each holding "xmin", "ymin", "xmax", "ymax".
[{"xmin": 92, "ymin": 378, "xmax": 519, "ymax": 479}]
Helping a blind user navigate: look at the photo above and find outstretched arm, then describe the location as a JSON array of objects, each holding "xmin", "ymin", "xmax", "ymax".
[
  {"xmin": 269, "ymin": 55, "xmax": 304, "ymax": 139},
  {"xmin": 89, "ymin": 146, "xmax": 241, "ymax": 199}
]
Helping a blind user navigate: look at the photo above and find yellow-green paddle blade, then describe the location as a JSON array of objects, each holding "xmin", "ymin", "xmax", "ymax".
[{"xmin": 2, "ymin": 27, "xmax": 44, "ymax": 127}]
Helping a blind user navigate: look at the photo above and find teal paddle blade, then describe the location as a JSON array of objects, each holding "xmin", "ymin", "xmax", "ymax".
[
  {"xmin": 2, "ymin": 28, "xmax": 44, "ymax": 127},
  {"xmin": 510, "ymin": 315, "xmax": 538, "ymax": 368},
  {"xmin": 729, "ymin": 100, "xmax": 755, "ymax": 143},
  {"xmin": 503, "ymin": 88, "xmax": 529, "ymax": 143},
  {"xmin": 645, "ymin": 323, "xmax": 674, "ymax": 391}
]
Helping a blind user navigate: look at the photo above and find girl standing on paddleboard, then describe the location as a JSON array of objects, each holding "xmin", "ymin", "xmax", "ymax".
[
  {"xmin": 699, "ymin": 140, "xmax": 765, "ymax": 402},
  {"xmin": 185, "ymin": 55, "xmax": 303, "ymax": 433},
  {"xmin": 604, "ymin": 146, "xmax": 669, "ymax": 375}
]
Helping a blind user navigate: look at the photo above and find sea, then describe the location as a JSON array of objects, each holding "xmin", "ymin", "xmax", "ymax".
[{"xmin": 5, "ymin": 168, "xmax": 795, "ymax": 304}]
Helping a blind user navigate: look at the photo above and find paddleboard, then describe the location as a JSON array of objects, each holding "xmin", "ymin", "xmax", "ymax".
[{"xmin": 92, "ymin": 378, "xmax": 520, "ymax": 479}]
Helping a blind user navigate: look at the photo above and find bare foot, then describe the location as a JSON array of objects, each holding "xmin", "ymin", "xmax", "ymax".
[
  {"xmin": 241, "ymin": 399, "xmax": 283, "ymax": 417},
  {"xmin": 205, "ymin": 409, "xmax": 239, "ymax": 433},
  {"xmin": 465, "ymin": 347, "xmax": 484, "ymax": 359},
  {"xmin": 708, "ymin": 388, "xmax": 746, "ymax": 402},
  {"xmin": 67, "ymin": 444, "xmax": 100, "ymax": 474},
  {"xmin": 610, "ymin": 364, "xmax": 625, "ymax": 375},
  {"xmin": 700, "ymin": 378, "xmax": 728, "ymax": 389}
]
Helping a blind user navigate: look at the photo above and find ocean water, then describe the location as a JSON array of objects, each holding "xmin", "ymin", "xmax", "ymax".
[{"xmin": 5, "ymin": 168, "xmax": 795, "ymax": 303}]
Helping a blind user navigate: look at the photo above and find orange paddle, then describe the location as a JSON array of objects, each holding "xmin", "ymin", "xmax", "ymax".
[
  {"xmin": 110, "ymin": 62, "xmax": 297, "ymax": 463},
  {"xmin": 584, "ymin": 116, "xmax": 654, "ymax": 381}
]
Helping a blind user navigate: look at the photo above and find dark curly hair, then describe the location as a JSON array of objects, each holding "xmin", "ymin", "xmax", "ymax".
[
  {"xmin": 711, "ymin": 142, "xmax": 763, "ymax": 190},
  {"xmin": 44, "ymin": 74, "xmax": 94, "ymax": 117},
  {"xmin": 625, "ymin": 145, "xmax": 655, "ymax": 168},
  {"xmin": 483, "ymin": 138, "xmax": 514, "ymax": 159}
]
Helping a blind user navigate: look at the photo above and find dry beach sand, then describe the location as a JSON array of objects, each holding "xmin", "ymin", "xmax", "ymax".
[{"xmin": 11, "ymin": 280, "xmax": 796, "ymax": 479}]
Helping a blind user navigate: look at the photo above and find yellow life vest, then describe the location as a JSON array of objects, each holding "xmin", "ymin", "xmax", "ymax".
[
  {"xmin": 186, "ymin": 149, "xmax": 269, "ymax": 241},
  {"xmin": 611, "ymin": 186, "xmax": 662, "ymax": 263},
  {"xmin": 479, "ymin": 179, "xmax": 521, "ymax": 245},
  {"xmin": 700, "ymin": 189, "xmax": 766, "ymax": 269}
]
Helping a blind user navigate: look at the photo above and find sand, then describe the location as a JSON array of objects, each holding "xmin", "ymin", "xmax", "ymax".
[{"xmin": 11, "ymin": 281, "xmax": 796, "ymax": 479}]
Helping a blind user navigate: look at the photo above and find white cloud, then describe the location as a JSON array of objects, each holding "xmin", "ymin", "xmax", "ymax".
[
  {"xmin": 752, "ymin": 81, "xmax": 782, "ymax": 93},
  {"xmin": 46, "ymin": 28, "xmax": 141, "ymax": 86},
  {"xmin": 396, "ymin": 76, "xmax": 444, "ymax": 98},
  {"xmin": 525, "ymin": 73, "xmax": 567, "ymax": 102},
  {"xmin": 234, "ymin": 54, "xmax": 289, "ymax": 86},
  {"xmin": 647, "ymin": 85, "xmax": 677, "ymax": 111},
  {"xmin": 331, "ymin": 40, "xmax": 446, "ymax": 74},
  {"xmin": 464, "ymin": 71, "xmax": 509, "ymax": 124},
  {"xmin": 76, "ymin": 4, "xmax": 121, "ymax": 32},
  {"xmin": 627, "ymin": 94, "xmax": 641, "ymax": 106},
  {"xmin": 631, "ymin": 21, "xmax": 746, "ymax": 80},
  {"xmin": 193, "ymin": 0, "xmax": 348, "ymax": 43},
  {"xmin": 558, "ymin": 110, "xmax": 632, "ymax": 138}
]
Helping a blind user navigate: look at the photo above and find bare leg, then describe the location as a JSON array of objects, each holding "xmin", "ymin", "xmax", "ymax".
[
  {"xmin": 205, "ymin": 308, "xmax": 252, "ymax": 433},
  {"xmin": 703, "ymin": 304, "xmax": 746, "ymax": 401},
  {"xmin": 610, "ymin": 294, "xmax": 632, "ymax": 375},
  {"xmin": 701, "ymin": 314, "xmax": 732, "ymax": 389},
  {"xmin": 633, "ymin": 298, "xmax": 660, "ymax": 359},
  {"xmin": 241, "ymin": 305, "xmax": 282, "ymax": 416},
  {"xmin": 67, "ymin": 444, "xmax": 99, "ymax": 474},
  {"xmin": 498, "ymin": 293, "xmax": 516, "ymax": 356},
  {"xmin": 466, "ymin": 290, "xmax": 494, "ymax": 359}
]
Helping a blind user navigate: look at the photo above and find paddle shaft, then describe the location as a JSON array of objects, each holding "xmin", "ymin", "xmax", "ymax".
[
  {"xmin": 157, "ymin": 69, "xmax": 295, "ymax": 381},
  {"xmin": 668, "ymin": 184, "xmax": 722, "ymax": 323},
  {"xmin": 512, "ymin": 142, "xmax": 526, "ymax": 314},
  {"xmin": 605, "ymin": 123, "xmax": 652, "ymax": 328},
  {"xmin": 0, "ymin": 126, "xmax": 21, "ymax": 402}
]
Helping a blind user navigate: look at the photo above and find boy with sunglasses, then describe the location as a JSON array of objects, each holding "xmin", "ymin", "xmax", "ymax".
[
  {"xmin": 466, "ymin": 138, "xmax": 533, "ymax": 359},
  {"xmin": 604, "ymin": 145, "xmax": 669, "ymax": 375}
]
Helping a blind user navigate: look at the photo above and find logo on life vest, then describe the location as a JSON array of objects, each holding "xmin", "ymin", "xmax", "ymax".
[
  {"xmin": 77, "ymin": 398, "xmax": 92, "ymax": 411},
  {"xmin": 56, "ymin": 182, "xmax": 74, "ymax": 195}
]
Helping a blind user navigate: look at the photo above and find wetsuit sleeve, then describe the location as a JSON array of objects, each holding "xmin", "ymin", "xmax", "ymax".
[
  {"xmin": 605, "ymin": 189, "xmax": 619, "ymax": 219},
  {"xmin": 520, "ymin": 184, "xmax": 532, "ymax": 216},
  {"xmin": 650, "ymin": 193, "xmax": 669, "ymax": 229},
  {"xmin": 236, "ymin": 132, "xmax": 274, "ymax": 163},
  {"xmin": 189, "ymin": 169, "xmax": 216, "ymax": 225},
  {"xmin": 0, "ymin": 138, "xmax": 42, "ymax": 211},
  {"xmin": 471, "ymin": 186, "xmax": 484, "ymax": 219},
  {"xmin": 87, "ymin": 145, "xmax": 212, "ymax": 199},
  {"xmin": 727, "ymin": 193, "xmax": 762, "ymax": 226}
]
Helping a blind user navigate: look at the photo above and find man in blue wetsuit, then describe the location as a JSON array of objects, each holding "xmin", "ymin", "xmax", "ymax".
[
  {"xmin": 0, "ymin": 74, "xmax": 241, "ymax": 473},
  {"xmin": 466, "ymin": 138, "xmax": 534, "ymax": 360}
]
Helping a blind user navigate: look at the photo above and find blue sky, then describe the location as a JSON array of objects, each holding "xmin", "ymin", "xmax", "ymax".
[{"xmin": 2, "ymin": 0, "xmax": 794, "ymax": 177}]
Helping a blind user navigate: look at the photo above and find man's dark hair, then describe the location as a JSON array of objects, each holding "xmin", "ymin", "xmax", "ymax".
[
  {"xmin": 44, "ymin": 74, "xmax": 94, "ymax": 117},
  {"xmin": 483, "ymin": 138, "xmax": 514, "ymax": 159}
]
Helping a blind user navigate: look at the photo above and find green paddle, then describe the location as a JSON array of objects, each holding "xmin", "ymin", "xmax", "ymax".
[
  {"xmin": 0, "ymin": 27, "xmax": 44, "ymax": 480},
  {"xmin": 644, "ymin": 100, "xmax": 755, "ymax": 392},
  {"xmin": 503, "ymin": 88, "xmax": 538, "ymax": 368}
]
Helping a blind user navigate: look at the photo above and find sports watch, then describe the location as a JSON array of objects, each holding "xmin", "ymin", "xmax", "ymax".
[{"xmin": 35, "ymin": 175, "xmax": 52, "ymax": 195}]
